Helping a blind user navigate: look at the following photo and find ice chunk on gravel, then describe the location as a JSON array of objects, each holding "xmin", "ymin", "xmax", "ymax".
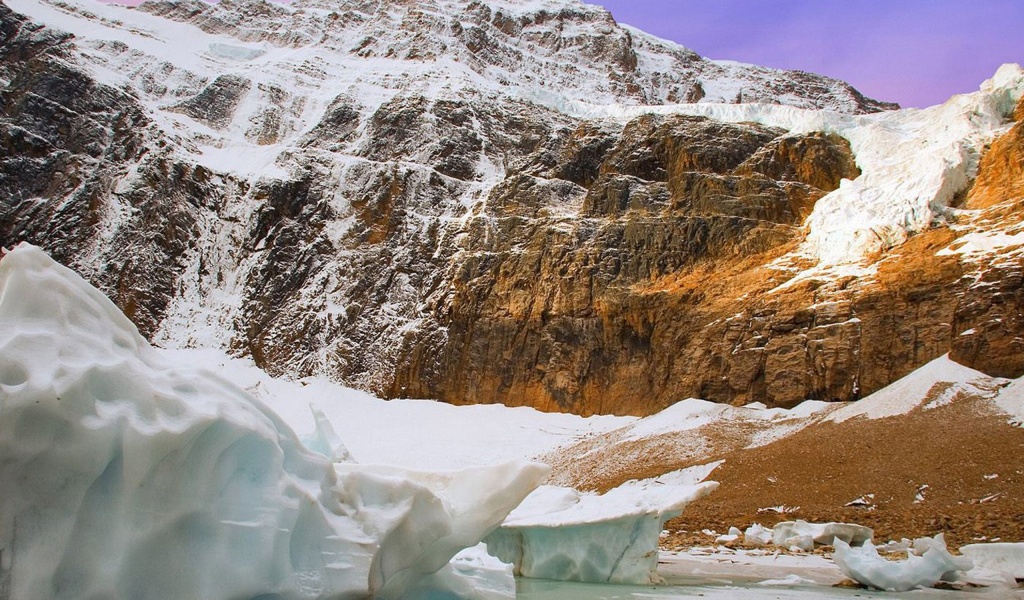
[
  {"xmin": 484, "ymin": 466, "xmax": 718, "ymax": 584},
  {"xmin": 773, "ymin": 520, "xmax": 873, "ymax": 548},
  {"xmin": 960, "ymin": 542, "xmax": 1024, "ymax": 580},
  {"xmin": 832, "ymin": 534, "xmax": 972, "ymax": 592},
  {"xmin": 744, "ymin": 523, "xmax": 773, "ymax": 547}
]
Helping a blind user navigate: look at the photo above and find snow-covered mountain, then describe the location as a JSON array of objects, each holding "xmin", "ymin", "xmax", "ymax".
[{"xmin": 2, "ymin": 0, "xmax": 1023, "ymax": 415}]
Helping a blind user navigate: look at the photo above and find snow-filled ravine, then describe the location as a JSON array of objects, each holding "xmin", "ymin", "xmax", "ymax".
[{"xmin": 4, "ymin": 244, "xmax": 1024, "ymax": 598}]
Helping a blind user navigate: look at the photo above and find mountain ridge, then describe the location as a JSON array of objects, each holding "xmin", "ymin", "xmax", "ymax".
[{"xmin": 133, "ymin": 0, "xmax": 898, "ymax": 114}]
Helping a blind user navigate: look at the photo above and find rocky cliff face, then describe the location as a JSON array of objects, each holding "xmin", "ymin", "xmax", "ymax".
[
  {"xmin": 2, "ymin": 0, "xmax": 1022, "ymax": 415},
  {"xmin": 947, "ymin": 100, "xmax": 1024, "ymax": 378},
  {"xmin": 389, "ymin": 117, "xmax": 863, "ymax": 413}
]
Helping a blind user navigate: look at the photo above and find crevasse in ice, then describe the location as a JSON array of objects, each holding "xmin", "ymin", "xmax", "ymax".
[{"xmin": 0, "ymin": 243, "xmax": 547, "ymax": 600}]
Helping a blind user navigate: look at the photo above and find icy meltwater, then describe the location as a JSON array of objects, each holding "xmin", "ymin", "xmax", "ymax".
[
  {"xmin": 516, "ymin": 580, "xmax": 1008, "ymax": 599},
  {"xmin": 515, "ymin": 548, "xmax": 1023, "ymax": 599},
  {"xmin": 517, "ymin": 565, "xmax": 1016, "ymax": 599}
]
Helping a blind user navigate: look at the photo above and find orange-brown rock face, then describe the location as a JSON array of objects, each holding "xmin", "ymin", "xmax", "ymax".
[
  {"xmin": 389, "ymin": 115, "xmax": 865, "ymax": 414},
  {"xmin": 965, "ymin": 100, "xmax": 1024, "ymax": 212},
  {"xmin": 967, "ymin": 110, "xmax": 1024, "ymax": 211},
  {"xmin": 389, "ymin": 105, "xmax": 1024, "ymax": 416},
  {"xmin": 947, "ymin": 97, "xmax": 1024, "ymax": 378}
]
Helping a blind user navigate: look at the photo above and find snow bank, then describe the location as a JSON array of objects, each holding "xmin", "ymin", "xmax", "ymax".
[
  {"xmin": 614, "ymin": 398, "xmax": 834, "ymax": 457},
  {"xmin": 826, "ymin": 354, "xmax": 1005, "ymax": 423},
  {"xmin": 484, "ymin": 466, "xmax": 719, "ymax": 584},
  {"xmin": 832, "ymin": 534, "xmax": 972, "ymax": 592},
  {"xmin": 0, "ymin": 244, "xmax": 547, "ymax": 600},
  {"xmin": 192, "ymin": 351, "xmax": 633, "ymax": 471},
  {"xmin": 621, "ymin": 398, "xmax": 730, "ymax": 440},
  {"xmin": 623, "ymin": 399, "xmax": 833, "ymax": 442},
  {"xmin": 773, "ymin": 521, "xmax": 873, "ymax": 551},
  {"xmin": 994, "ymin": 378, "xmax": 1024, "ymax": 427}
]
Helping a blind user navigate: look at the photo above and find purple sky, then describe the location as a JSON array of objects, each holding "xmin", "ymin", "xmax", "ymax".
[{"xmin": 593, "ymin": 0, "xmax": 1024, "ymax": 108}]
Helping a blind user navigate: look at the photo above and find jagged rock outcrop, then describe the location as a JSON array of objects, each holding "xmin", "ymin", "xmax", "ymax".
[
  {"xmin": 2, "ymin": 0, "xmax": 1022, "ymax": 415},
  {"xmin": 169, "ymin": 74, "xmax": 252, "ymax": 130}
]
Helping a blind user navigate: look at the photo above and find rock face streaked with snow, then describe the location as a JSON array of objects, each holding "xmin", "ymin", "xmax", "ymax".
[
  {"xmin": 0, "ymin": 243, "xmax": 548, "ymax": 600},
  {"xmin": 2, "ymin": 0, "xmax": 1024, "ymax": 414}
]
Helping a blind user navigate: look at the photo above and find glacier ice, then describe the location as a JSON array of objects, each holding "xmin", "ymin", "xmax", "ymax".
[
  {"xmin": 832, "ymin": 534, "xmax": 972, "ymax": 592},
  {"xmin": 403, "ymin": 544, "xmax": 516, "ymax": 600},
  {"xmin": 715, "ymin": 527, "xmax": 742, "ymax": 544},
  {"xmin": 0, "ymin": 243, "xmax": 547, "ymax": 600},
  {"xmin": 586, "ymin": 64, "xmax": 1024, "ymax": 268},
  {"xmin": 484, "ymin": 465, "xmax": 718, "ymax": 584}
]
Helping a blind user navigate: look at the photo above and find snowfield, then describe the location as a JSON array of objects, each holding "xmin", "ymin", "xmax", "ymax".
[{"xmin": 181, "ymin": 348, "xmax": 633, "ymax": 471}]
